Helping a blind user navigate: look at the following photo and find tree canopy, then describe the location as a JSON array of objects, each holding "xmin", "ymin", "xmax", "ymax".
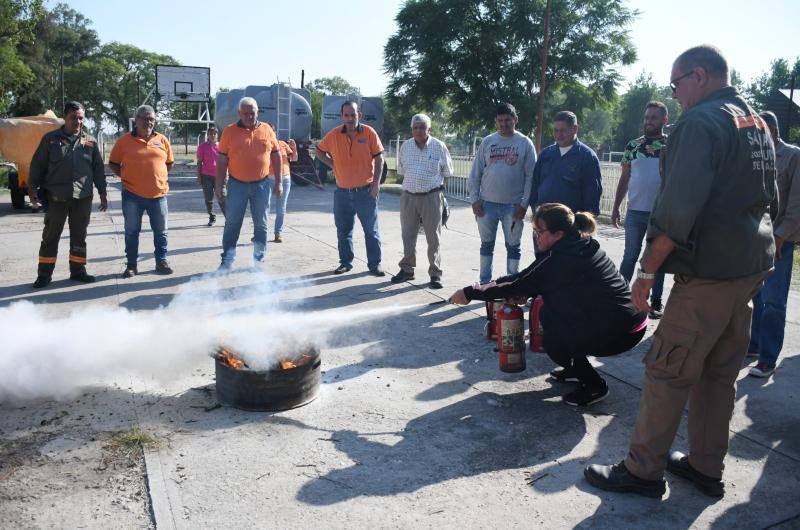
[
  {"xmin": 384, "ymin": 0, "xmax": 637, "ymax": 135},
  {"xmin": 0, "ymin": 0, "xmax": 44, "ymax": 114}
]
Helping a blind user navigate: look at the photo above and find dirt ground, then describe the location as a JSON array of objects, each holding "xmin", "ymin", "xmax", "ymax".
[{"xmin": 0, "ymin": 389, "xmax": 154, "ymax": 529}]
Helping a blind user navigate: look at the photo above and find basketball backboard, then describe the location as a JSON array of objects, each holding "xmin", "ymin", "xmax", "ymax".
[{"xmin": 155, "ymin": 65, "xmax": 210, "ymax": 102}]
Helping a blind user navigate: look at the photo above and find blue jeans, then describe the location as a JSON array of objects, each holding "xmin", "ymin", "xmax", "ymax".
[
  {"xmin": 333, "ymin": 186, "xmax": 381, "ymax": 269},
  {"xmin": 749, "ymin": 240, "xmax": 794, "ymax": 368},
  {"xmin": 122, "ymin": 189, "xmax": 168, "ymax": 267},
  {"xmin": 221, "ymin": 177, "xmax": 269, "ymax": 265},
  {"xmin": 620, "ymin": 209, "xmax": 665, "ymax": 303},
  {"xmin": 267, "ymin": 175, "xmax": 292, "ymax": 235},
  {"xmin": 475, "ymin": 201, "xmax": 523, "ymax": 283}
]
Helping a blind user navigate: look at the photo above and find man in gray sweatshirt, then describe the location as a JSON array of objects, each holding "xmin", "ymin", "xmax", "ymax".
[{"xmin": 468, "ymin": 102, "xmax": 536, "ymax": 283}]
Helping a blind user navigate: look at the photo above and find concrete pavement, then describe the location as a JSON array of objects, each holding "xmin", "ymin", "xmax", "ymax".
[{"xmin": 1, "ymin": 170, "xmax": 799, "ymax": 529}]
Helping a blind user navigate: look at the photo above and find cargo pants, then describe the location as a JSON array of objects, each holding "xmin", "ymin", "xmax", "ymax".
[
  {"xmin": 624, "ymin": 271, "xmax": 768, "ymax": 480},
  {"xmin": 37, "ymin": 194, "xmax": 93, "ymax": 277}
]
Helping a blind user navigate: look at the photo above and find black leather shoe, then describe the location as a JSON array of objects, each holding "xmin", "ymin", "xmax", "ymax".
[
  {"xmin": 391, "ymin": 270, "xmax": 415, "ymax": 284},
  {"xmin": 667, "ymin": 451, "xmax": 724, "ymax": 497},
  {"xmin": 122, "ymin": 266, "xmax": 137, "ymax": 279},
  {"xmin": 584, "ymin": 461, "xmax": 666, "ymax": 498},
  {"xmin": 32, "ymin": 276, "xmax": 51, "ymax": 289},
  {"xmin": 70, "ymin": 272, "xmax": 96, "ymax": 283},
  {"xmin": 369, "ymin": 266, "xmax": 386, "ymax": 277},
  {"xmin": 155, "ymin": 260, "xmax": 173, "ymax": 275},
  {"xmin": 429, "ymin": 277, "xmax": 443, "ymax": 289},
  {"xmin": 334, "ymin": 264, "xmax": 352, "ymax": 275}
]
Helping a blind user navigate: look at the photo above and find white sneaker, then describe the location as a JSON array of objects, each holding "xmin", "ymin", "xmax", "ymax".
[{"xmin": 749, "ymin": 362, "xmax": 775, "ymax": 378}]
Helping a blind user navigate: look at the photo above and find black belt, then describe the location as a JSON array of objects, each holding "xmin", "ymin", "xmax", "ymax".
[
  {"xmin": 336, "ymin": 184, "xmax": 371, "ymax": 192},
  {"xmin": 405, "ymin": 185, "xmax": 444, "ymax": 196},
  {"xmin": 229, "ymin": 175, "xmax": 268, "ymax": 183}
]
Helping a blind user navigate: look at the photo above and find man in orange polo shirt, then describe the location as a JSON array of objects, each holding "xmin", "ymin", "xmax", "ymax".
[
  {"xmin": 109, "ymin": 105, "xmax": 174, "ymax": 278},
  {"xmin": 215, "ymin": 96, "xmax": 281, "ymax": 271},
  {"xmin": 316, "ymin": 100, "xmax": 385, "ymax": 275}
]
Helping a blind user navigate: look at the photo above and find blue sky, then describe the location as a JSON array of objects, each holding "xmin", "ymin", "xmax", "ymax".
[{"xmin": 58, "ymin": 0, "xmax": 799, "ymax": 96}]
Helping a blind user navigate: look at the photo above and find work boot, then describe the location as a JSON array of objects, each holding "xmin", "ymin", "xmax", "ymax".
[
  {"xmin": 32, "ymin": 276, "xmax": 51, "ymax": 289},
  {"xmin": 584, "ymin": 461, "xmax": 666, "ymax": 498},
  {"xmin": 274, "ymin": 233, "xmax": 283, "ymax": 243},
  {"xmin": 155, "ymin": 260, "xmax": 173, "ymax": 275},
  {"xmin": 208, "ymin": 214, "xmax": 216, "ymax": 227},
  {"xmin": 429, "ymin": 277, "xmax": 443, "ymax": 289},
  {"xmin": 666, "ymin": 451, "xmax": 724, "ymax": 497},
  {"xmin": 391, "ymin": 270, "xmax": 415, "ymax": 284},
  {"xmin": 70, "ymin": 272, "xmax": 96, "ymax": 283}
]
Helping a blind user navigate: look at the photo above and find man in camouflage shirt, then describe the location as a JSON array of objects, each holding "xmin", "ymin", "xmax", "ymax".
[{"xmin": 611, "ymin": 101, "xmax": 669, "ymax": 318}]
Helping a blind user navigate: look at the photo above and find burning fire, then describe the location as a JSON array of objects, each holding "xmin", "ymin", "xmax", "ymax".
[
  {"xmin": 217, "ymin": 346, "xmax": 247, "ymax": 369},
  {"xmin": 216, "ymin": 346, "xmax": 317, "ymax": 371}
]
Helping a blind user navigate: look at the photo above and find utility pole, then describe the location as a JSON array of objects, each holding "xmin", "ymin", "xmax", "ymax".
[
  {"xmin": 60, "ymin": 56, "xmax": 65, "ymax": 111},
  {"xmin": 787, "ymin": 74, "xmax": 796, "ymax": 143},
  {"xmin": 534, "ymin": 0, "xmax": 552, "ymax": 152}
]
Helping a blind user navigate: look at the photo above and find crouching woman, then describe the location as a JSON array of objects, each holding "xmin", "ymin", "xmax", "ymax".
[{"xmin": 449, "ymin": 203, "xmax": 648, "ymax": 406}]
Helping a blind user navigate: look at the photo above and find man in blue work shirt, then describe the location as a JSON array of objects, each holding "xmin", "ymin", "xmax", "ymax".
[{"xmin": 530, "ymin": 111, "xmax": 602, "ymax": 217}]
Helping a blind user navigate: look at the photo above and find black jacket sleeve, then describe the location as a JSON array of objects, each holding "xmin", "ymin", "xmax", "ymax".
[
  {"xmin": 464, "ymin": 253, "xmax": 557, "ymax": 301},
  {"xmin": 28, "ymin": 135, "xmax": 49, "ymax": 191},
  {"xmin": 92, "ymin": 143, "xmax": 107, "ymax": 195}
]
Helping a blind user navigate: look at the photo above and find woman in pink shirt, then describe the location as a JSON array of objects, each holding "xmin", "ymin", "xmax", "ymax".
[{"xmin": 196, "ymin": 126, "xmax": 225, "ymax": 226}]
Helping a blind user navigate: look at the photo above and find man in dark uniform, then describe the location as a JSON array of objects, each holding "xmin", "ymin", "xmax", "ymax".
[
  {"xmin": 585, "ymin": 45, "xmax": 777, "ymax": 498},
  {"xmin": 28, "ymin": 101, "xmax": 108, "ymax": 288}
]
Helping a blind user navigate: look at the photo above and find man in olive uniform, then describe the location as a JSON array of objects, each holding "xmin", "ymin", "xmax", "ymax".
[
  {"xmin": 28, "ymin": 101, "xmax": 108, "ymax": 288},
  {"xmin": 585, "ymin": 45, "xmax": 776, "ymax": 499}
]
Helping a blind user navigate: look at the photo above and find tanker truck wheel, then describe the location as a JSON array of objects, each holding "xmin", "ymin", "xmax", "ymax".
[
  {"xmin": 8, "ymin": 170, "xmax": 25, "ymax": 209},
  {"xmin": 10, "ymin": 187, "xmax": 25, "ymax": 209}
]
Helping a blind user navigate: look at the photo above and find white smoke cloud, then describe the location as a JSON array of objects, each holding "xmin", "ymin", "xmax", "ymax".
[{"xmin": 0, "ymin": 272, "xmax": 424, "ymax": 402}]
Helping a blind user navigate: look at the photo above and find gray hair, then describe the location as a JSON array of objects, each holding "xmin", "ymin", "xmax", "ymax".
[
  {"xmin": 410, "ymin": 113, "xmax": 432, "ymax": 129},
  {"xmin": 553, "ymin": 110, "xmax": 578, "ymax": 127},
  {"xmin": 239, "ymin": 97, "xmax": 259, "ymax": 110},
  {"xmin": 135, "ymin": 104, "xmax": 155, "ymax": 118}
]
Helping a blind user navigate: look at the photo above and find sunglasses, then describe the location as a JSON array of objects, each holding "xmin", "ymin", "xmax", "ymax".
[{"xmin": 670, "ymin": 70, "xmax": 694, "ymax": 92}]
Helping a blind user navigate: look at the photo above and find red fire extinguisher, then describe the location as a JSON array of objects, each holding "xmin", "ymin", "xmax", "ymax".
[
  {"xmin": 484, "ymin": 300, "xmax": 502, "ymax": 340},
  {"xmin": 497, "ymin": 303, "xmax": 526, "ymax": 372},
  {"xmin": 529, "ymin": 296, "xmax": 545, "ymax": 352}
]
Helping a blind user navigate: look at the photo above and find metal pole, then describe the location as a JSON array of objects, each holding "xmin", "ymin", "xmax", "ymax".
[
  {"xmin": 787, "ymin": 74, "xmax": 796, "ymax": 143},
  {"xmin": 534, "ymin": 0, "xmax": 552, "ymax": 152},
  {"xmin": 60, "ymin": 56, "xmax": 65, "ymax": 111},
  {"xmin": 301, "ymin": 69, "xmax": 305, "ymax": 89},
  {"xmin": 185, "ymin": 102, "xmax": 189, "ymax": 155}
]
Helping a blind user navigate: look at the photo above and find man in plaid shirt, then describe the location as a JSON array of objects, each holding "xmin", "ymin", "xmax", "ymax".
[{"xmin": 391, "ymin": 114, "xmax": 453, "ymax": 289}]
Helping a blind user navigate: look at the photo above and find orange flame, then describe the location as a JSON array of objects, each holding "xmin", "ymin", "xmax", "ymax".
[{"xmin": 217, "ymin": 346, "xmax": 245, "ymax": 369}]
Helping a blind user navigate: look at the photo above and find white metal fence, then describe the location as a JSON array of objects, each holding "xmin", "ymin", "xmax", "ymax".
[{"xmin": 442, "ymin": 158, "xmax": 626, "ymax": 218}]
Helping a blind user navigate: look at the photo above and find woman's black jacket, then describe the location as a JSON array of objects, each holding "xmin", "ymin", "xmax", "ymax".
[{"xmin": 463, "ymin": 235, "xmax": 642, "ymax": 351}]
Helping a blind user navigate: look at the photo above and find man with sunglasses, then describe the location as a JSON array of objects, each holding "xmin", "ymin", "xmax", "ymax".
[{"xmin": 585, "ymin": 45, "xmax": 777, "ymax": 499}]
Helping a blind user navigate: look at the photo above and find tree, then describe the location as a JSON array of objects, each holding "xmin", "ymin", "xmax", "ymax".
[
  {"xmin": 10, "ymin": 3, "xmax": 98, "ymax": 115},
  {"xmin": 384, "ymin": 0, "xmax": 637, "ymax": 135},
  {"xmin": 610, "ymin": 73, "xmax": 680, "ymax": 151},
  {"xmin": 63, "ymin": 43, "xmax": 177, "ymax": 134},
  {"xmin": 0, "ymin": 0, "xmax": 44, "ymax": 115},
  {"xmin": 746, "ymin": 58, "xmax": 800, "ymax": 110}
]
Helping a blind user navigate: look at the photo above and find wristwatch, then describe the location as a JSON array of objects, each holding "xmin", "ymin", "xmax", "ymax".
[{"xmin": 636, "ymin": 268, "xmax": 656, "ymax": 280}]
